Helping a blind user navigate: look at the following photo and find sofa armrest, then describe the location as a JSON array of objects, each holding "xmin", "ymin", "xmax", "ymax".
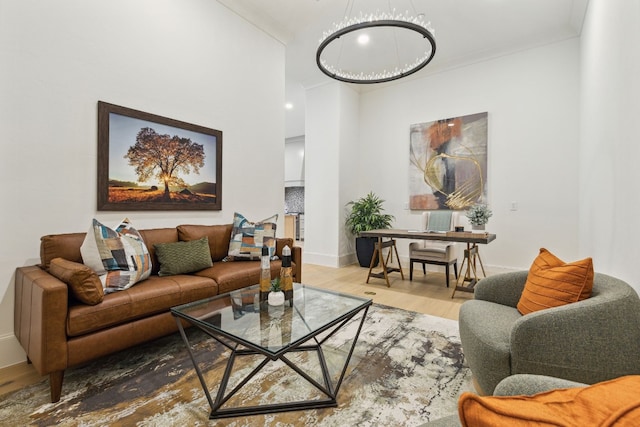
[
  {"xmin": 494, "ymin": 374, "xmax": 586, "ymax": 396},
  {"xmin": 510, "ymin": 281, "xmax": 640, "ymax": 384},
  {"xmin": 14, "ymin": 266, "xmax": 68, "ymax": 375},
  {"xmin": 291, "ymin": 245, "xmax": 302, "ymax": 282},
  {"xmin": 474, "ymin": 270, "xmax": 528, "ymax": 308}
]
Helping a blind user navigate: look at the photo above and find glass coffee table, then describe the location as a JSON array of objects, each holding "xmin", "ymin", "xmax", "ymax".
[{"xmin": 171, "ymin": 283, "xmax": 372, "ymax": 419}]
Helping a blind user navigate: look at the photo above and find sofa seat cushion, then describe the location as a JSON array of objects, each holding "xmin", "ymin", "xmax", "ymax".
[
  {"xmin": 67, "ymin": 275, "xmax": 217, "ymax": 337},
  {"xmin": 195, "ymin": 260, "xmax": 287, "ymax": 295},
  {"xmin": 459, "ymin": 299, "xmax": 522, "ymax": 395}
]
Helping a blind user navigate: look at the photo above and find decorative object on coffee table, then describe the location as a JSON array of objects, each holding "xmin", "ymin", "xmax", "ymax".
[
  {"xmin": 279, "ymin": 245, "xmax": 293, "ymax": 303},
  {"xmin": 466, "ymin": 204, "xmax": 492, "ymax": 231},
  {"xmin": 268, "ymin": 278, "xmax": 285, "ymax": 306}
]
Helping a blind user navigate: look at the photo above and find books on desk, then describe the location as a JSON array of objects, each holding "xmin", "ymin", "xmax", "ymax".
[{"xmin": 446, "ymin": 231, "xmax": 488, "ymax": 238}]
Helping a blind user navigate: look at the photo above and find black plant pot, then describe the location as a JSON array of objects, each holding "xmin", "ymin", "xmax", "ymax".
[{"xmin": 355, "ymin": 236, "xmax": 379, "ymax": 268}]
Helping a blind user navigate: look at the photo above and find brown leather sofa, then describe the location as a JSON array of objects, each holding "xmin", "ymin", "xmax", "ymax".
[{"xmin": 14, "ymin": 223, "xmax": 302, "ymax": 403}]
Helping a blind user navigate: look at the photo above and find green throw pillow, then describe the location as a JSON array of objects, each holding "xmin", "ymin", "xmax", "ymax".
[{"xmin": 154, "ymin": 237, "xmax": 213, "ymax": 276}]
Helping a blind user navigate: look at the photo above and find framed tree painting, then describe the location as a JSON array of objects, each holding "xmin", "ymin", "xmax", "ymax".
[
  {"xmin": 409, "ymin": 112, "xmax": 488, "ymax": 210},
  {"xmin": 97, "ymin": 101, "xmax": 222, "ymax": 211}
]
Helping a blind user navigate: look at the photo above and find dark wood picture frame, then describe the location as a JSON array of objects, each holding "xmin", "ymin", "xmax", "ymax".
[{"xmin": 97, "ymin": 101, "xmax": 222, "ymax": 211}]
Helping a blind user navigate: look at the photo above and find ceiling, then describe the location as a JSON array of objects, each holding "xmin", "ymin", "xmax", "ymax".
[{"xmin": 217, "ymin": 0, "xmax": 589, "ymax": 137}]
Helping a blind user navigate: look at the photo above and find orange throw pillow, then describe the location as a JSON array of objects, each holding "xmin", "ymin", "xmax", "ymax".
[
  {"xmin": 458, "ymin": 376, "xmax": 640, "ymax": 427},
  {"xmin": 517, "ymin": 248, "xmax": 593, "ymax": 315}
]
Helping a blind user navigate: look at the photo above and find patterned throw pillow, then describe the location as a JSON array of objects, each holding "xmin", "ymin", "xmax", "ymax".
[
  {"xmin": 80, "ymin": 218, "xmax": 152, "ymax": 293},
  {"xmin": 227, "ymin": 212, "xmax": 278, "ymax": 261},
  {"xmin": 154, "ymin": 237, "xmax": 213, "ymax": 276}
]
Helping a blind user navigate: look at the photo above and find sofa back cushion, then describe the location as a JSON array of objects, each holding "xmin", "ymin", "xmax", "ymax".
[
  {"xmin": 177, "ymin": 224, "xmax": 233, "ymax": 262},
  {"xmin": 138, "ymin": 228, "xmax": 179, "ymax": 276},
  {"xmin": 40, "ymin": 232, "xmax": 86, "ymax": 269}
]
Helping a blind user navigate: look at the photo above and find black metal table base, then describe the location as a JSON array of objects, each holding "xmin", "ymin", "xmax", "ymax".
[{"xmin": 175, "ymin": 305, "xmax": 370, "ymax": 419}]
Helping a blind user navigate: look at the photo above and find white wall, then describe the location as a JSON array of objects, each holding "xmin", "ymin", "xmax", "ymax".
[
  {"xmin": 284, "ymin": 136, "xmax": 305, "ymax": 186},
  {"xmin": 579, "ymin": 0, "xmax": 640, "ymax": 293},
  {"xmin": 356, "ymin": 39, "xmax": 581, "ymax": 270},
  {"xmin": 0, "ymin": 0, "xmax": 285, "ymax": 368},
  {"xmin": 305, "ymin": 82, "xmax": 360, "ymax": 267}
]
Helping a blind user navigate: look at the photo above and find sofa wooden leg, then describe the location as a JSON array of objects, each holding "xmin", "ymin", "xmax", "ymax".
[{"xmin": 50, "ymin": 370, "xmax": 64, "ymax": 403}]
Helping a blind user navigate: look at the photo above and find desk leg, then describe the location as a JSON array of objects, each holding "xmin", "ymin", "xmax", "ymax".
[
  {"xmin": 452, "ymin": 243, "xmax": 486, "ymax": 298},
  {"xmin": 365, "ymin": 241, "xmax": 378, "ymax": 284},
  {"xmin": 378, "ymin": 237, "xmax": 391, "ymax": 287},
  {"xmin": 366, "ymin": 237, "xmax": 390, "ymax": 287},
  {"xmin": 365, "ymin": 237, "xmax": 404, "ymax": 288}
]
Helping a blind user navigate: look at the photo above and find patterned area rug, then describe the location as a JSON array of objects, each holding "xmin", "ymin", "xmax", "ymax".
[{"xmin": 0, "ymin": 304, "xmax": 472, "ymax": 426}]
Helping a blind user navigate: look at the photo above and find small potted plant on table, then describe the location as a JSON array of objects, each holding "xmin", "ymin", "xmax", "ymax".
[
  {"xmin": 466, "ymin": 204, "xmax": 492, "ymax": 231},
  {"xmin": 268, "ymin": 278, "xmax": 285, "ymax": 306}
]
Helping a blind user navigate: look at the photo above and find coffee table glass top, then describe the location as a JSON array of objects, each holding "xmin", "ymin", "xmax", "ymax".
[{"xmin": 171, "ymin": 283, "xmax": 372, "ymax": 356}]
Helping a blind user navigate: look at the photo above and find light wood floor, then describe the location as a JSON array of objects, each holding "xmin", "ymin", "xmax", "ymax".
[{"xmin": 0, "ymin": 262, "xmax": 477, "ymax": 398}]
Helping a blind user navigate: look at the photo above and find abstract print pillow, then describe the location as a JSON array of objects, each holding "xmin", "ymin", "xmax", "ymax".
[
  {"xmin": 80, "ymin": 218, "xmax": 152, "ymax": 293},
  {"xmin": 226, "ymin": 212, "xmax": 278, "ymax": 261}
]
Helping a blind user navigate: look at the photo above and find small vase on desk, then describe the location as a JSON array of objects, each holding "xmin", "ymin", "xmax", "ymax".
[{"xmin": 472, "ymin": 224, "xmax": 485, "ymax": 231}]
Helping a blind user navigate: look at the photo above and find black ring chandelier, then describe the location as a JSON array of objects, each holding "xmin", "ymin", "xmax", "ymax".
[{"xmin": 316, "ymin": 9, "xmax": 436, "ymax": 84}]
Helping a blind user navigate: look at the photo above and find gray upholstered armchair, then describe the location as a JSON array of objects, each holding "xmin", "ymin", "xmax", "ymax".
[{"xmin": 459, "ymin": 271, "xmax": 640, "ymax": 396}]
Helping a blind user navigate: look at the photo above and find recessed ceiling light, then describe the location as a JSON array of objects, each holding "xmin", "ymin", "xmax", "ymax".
[
  {"xmin": 285, "ymin": 103, "xmax": 293, "ymax": 110},
  {"xmin": 357, "ymin": 34, "xmax": 370, "ymax": 45}
]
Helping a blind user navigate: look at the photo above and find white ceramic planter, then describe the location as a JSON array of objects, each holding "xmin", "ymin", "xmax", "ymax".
[{"xmin": 268, "ymin": 291, "xmax": 285, "ymax": 306}]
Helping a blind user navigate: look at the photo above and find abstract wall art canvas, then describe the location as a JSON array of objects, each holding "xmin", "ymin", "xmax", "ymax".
[{"xmin": 409, "ymin": 112, "xmax": 488, "ymax": 210}]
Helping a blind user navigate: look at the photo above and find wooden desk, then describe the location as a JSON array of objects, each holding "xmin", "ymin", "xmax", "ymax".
[{"xmin": 360, "ymin": 229, "xmax": 497, "ymax": 296}]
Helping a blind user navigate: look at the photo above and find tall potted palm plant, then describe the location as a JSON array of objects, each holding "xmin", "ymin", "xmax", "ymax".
[{"xmin": 346, "ymin": 192, "xmax": 394, "ymax": 267}]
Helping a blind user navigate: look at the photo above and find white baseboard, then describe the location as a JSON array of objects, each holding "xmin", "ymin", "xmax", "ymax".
[
  {"xmin": 0, "ymin": 333, "xmax": 26, "ymax": 369},
  {"xmin": 303, "ymin": 251, "xmax": 343, "ymax": 267},
  {"xmin": 338, "ymin": 253, "xmax": 356, "ymax": 267}
]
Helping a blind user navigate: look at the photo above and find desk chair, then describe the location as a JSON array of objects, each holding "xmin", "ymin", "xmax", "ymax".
[{"xmin": 409, "ymin": 211, "xmax": 458, "ymax": 287}]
